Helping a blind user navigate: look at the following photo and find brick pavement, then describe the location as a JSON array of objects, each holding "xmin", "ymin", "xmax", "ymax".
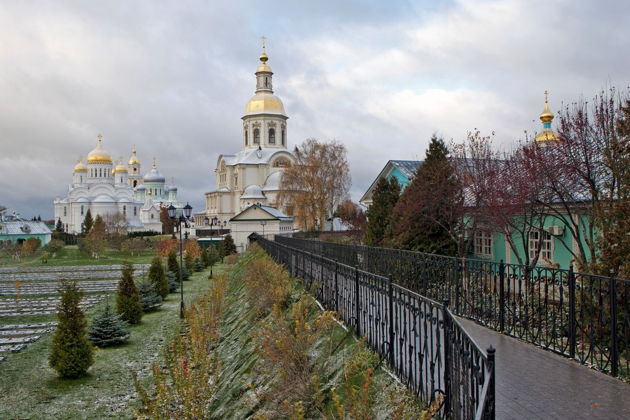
[{"xmin": 458, "ymin": 318, "xmax": 630, "ymax": 420}]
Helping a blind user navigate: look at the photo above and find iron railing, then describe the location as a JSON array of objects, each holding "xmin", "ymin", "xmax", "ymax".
[
  {"xmin": 274, "ymin": 235, "xmax": 630, "ymax": 380},
  {"xmin": 256, "ymin": 236, "xmax": 496, "ymax": 419}
]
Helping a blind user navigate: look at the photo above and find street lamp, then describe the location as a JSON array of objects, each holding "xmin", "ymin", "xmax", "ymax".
[
  {"xmin": 211, "ymin": 216, "xmax": 218, "ymax": 237},
  {"xmin": 168, "ymin": 203, "xmax": 193, "ymax": 319},
  {"xmin": 260, "ymin": 220, "xmax": 267, "ymax": 237}
]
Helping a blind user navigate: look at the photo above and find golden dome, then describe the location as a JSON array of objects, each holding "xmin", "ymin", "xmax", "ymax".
[
  {"xmin": 128, "ymin": 146, "xmax": 140, "ymax": 165},
  {"xmin": 114, "ymin": 158, "xmax": 127, "ymax": 173},
  {"xmin": 539, "ymin": 90, "xmax": 554, "ymax": 123},
  {"xmin": 74, "ymin": 156, "xmax": 87, "ymax": 172},
  {"xmin": 244, "ymin": 92, "xmax": 286, "ymax": 116},
  {"xmin": 87, "ymin": 135, "xmax": 113, "ymax": 163}
]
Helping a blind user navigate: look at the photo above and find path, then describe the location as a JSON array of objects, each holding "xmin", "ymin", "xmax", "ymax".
[{"xmin": 458, "ymin": 318, "xmax": 630, "ymax": 420}]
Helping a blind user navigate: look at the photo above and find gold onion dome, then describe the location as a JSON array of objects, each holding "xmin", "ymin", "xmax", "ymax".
[
  {"xmin": 114, "ymin": 158, "xmax": 127, "ymax": 173},
  {"xmin": 535, "ymin": 91, "xmax": 561, "ymax": 144},
  {"xmin": 87, "ymin": 135, "xmax": 113, "ymax": 163},
  {"xmin": 245, "ymin": 93, "xmax": 286, "ymax": 115},
  {"xmin": 128, "ymin": 146, "xmax": 140, "ymax": 165},
  {"xmin": 74, "ymin": 156, "xmax": 87, "ymax": 172}
]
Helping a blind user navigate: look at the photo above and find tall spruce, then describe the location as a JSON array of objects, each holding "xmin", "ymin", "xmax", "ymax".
[
  {"xmin": 116, "ymin": 262, "xmax": 143, "ymax": 324},
  {"xmin": 81, "ymin": 209, "xmax": 94, "ymax": 234},
  {"xmin": 148, "ymin": 256, "xmax": 169, "ymax": 298},
  {"xmin": 388, "ymin": 136, "xmax": 459, "ymax": 255},
  {"xmin": 364, "ymin": 177, "xmax": 401, "ymax": 246},
  {"xmin": 88, "ymin": 303, "xmax": 129, "ymax": 347},
  {"xmin": 49, "ymin": 280, "xmax": 94, "ymax": 378},
  {"xmin": 167, "ymin": 251, "xmax": 180, "ymax": 281},
  {"xmin": 55, "ymin": 218, "xmax": 64, "ymax": 232},
  {"xmin": 138, "ymin": 279, "xmax": 163, "ymax": 312}
]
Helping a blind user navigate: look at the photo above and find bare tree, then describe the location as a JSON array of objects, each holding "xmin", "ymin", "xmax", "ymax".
[{"xmin": 279, "ymin": 139, "xmax": 351, "ymax": 231}]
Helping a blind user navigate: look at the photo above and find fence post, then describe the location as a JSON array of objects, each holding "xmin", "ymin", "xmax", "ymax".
[
  {"xmin": 568, "ymin": 265, "xmax": 576, "ymax": 359},
  {"xmin": 610, "ymin": 275, "xmax": 619, "ymax": 377},
  {"xmin": 442, "ymin": 298, "xmax": 451, "ymax": 416},
  {"xmin": 388, "ymin": 275, "xmax": 395, "ymax": 367},
  {"xmin": 486, "ymin": 345, "xmax": 496, "ymax": 420},
  {"xmin": 334, "ymin": 260, "xmax": 339, "ymax": 313},
  {"xmin": 499, "ymin": 260, "xmax": 505, "ymax": 332},
  {"xmin": 355, "ymin": 266, "xmax": 361, "ymax": 336}
]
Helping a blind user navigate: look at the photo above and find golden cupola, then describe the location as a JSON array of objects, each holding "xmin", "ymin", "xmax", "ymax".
[
  {"xmin": 113, "ymin": 158, "xmax": 128, "ymax": 173},
  {"xmin": 534, "ymin": 91, "xmax": 561, "ymax": 145},
  {"xmin": 128, "ymin": 146, "xmax": 140, "ymax": 165},
  {"xmin": 243, "ymin": 41, "xmax": 287, "ymax": 117},
  {"xmin": 73, "ymin": 156, "xmax": 87, "ymax": 172},
  {"xmin": 87, "ymin": 134, "xmax": 113, "ymax": 163}
]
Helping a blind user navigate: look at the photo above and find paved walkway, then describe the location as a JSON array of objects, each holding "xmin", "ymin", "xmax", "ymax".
[{"xmin": 458, "ymin": 318, "xmax": 630, "ymax": 419}]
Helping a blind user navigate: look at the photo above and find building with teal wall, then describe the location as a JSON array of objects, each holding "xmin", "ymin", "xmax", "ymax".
[
  {"xmin": 0, "ymin": 217, "xmax": 52, "ymax": 246},
  {"xmin": 360, "ymin": 160, "xmax": 422, "ymax": 207}
]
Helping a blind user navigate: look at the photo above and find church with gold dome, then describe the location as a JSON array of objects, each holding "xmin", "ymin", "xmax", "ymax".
[
  {"xmin": 195, "ymin": 43, "xmax": 296, "ymax": 246},
  {"xmin": 53, "ymin": 135, "xmax": 181, "ymax": 233}
]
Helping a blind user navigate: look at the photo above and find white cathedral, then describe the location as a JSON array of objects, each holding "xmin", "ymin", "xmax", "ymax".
[
  {"xmin": 54, "ymin": 136, "xmax": 181, "ymax": 234},
  {"xmin": 195, "ymin": 44, "xmax": 297, "ymax": 247}
]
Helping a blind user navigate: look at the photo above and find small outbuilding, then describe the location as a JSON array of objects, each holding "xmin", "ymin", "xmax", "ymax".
[
  {"xmin": 229, "ymin": 204, "xmax": 294, "ymax": 252},
  {"xmin": 0, "ymin": 219, "xmax": 52, "ymax": 246}
]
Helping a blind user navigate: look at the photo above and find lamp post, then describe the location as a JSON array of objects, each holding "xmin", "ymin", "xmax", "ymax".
[
  {"xmin": 260, "ymin": 220, "xmax": 267, "ymax": 238},
  {"xmin": 168, "ymin": 202, "xmax": 193, "ymax": 319},
  {"xmin": 211, "ymin": 216, "xmax": 218, "ymax": 237}
]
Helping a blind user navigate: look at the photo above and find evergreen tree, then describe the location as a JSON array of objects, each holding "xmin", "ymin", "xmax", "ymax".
[
  {"xmin": 181, "ymin": 266, "xmax": 190, "ymax": 281},
  {"xmin": 167, "ymin": 271, "xmax": 179, "ymax": 293},
  {"xmin": 184, "ymin": 252, "xmax": 194, "ymax": 273},
  {"xmin": 388, "ymin": 136, "xmax": 459, "ymax": 255},
  {"xmin": 147, "ymin": 256, "xmax": 169, "ymax": 299},
  {"xmin": 202, "ymin": 246, "xmax": 219, "ymax": 268},
  {"xmin": 138, "ymin": 279, "xmax": 162, "ymax": 312},
  {"xmin": 55, "ymin": 218, "xmax": 64, "ymax": 233},
  {"xmin": 167, "ymin": 251, "xmax": 180, "ymax": 281},
  {"xmin": 88, "ymin": 303, "xmax": 129, "ymax": 347},
  {"xmin": 364, "ymin": 177, "xmax": 401, "ymax": 246},
  {"xmin": 116, "ymin": 262, "xmax": 143, "ymax": 324},
  {"xmin": 81, "ymin": 209, "xmax": 94, "ymax": 234},
  {"xmin": 49, "ymin": 280, "xmax": 94, "ymax": 378},
  {"xmin": 219, "ymin": 234, "xmax": 237, "ymax": 258},
  {"xmin": 193, "ymin": 257, "xmax": 204, "ymax": 272}
]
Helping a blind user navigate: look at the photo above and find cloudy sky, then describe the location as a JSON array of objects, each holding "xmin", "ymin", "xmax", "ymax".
[{"xmin": 1, "ymin": 0, "xmax": 629, "ymax": 218}]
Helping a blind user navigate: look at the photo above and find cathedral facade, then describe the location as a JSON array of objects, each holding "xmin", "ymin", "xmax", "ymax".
[
  {"xmin": 53, "ymin": 136, "xmax": 181, "ymax": 234},
  {"xmin": 195, "ymin": 46, "xmax": 296, "ymax": 232}
]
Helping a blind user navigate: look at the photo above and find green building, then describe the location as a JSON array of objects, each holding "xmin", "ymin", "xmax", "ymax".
[{"xmin": 0, "ymin": 218, "xmax": 52, "ymax": 246}]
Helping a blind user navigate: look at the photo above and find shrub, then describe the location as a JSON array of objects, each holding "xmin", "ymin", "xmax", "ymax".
[
  {"xmin": 88, "ymin": 303, "xmax": 129, "ymax": 347},
  {"xmin": 167, "ymin": 271, "xmax": 179, "ymax": 293},
  {"xmin": 49, "ymin": 280, "xmax": 94, "ymax": 378},
  {"xmin": 181, "ymin": 266, "xmax": 190, "ymax": 282},
  {"xmin": 116, "ymin": 263, "xmax": 143, "ymax": 324},
  {"xmin": 41, "ymin": 252, "xmax": 50, "ymax": 264},
  {"xmin": 157, "ymin": 239, "xmax": 179, "ymax": 258},
  {"xmin": 243, "ymin": 250, "xmax": 292, "ymax": 317},
  {"xmin": 121, "ymin": 237, "xmax": 148, "ymax": 256},
  {"xmin": 147, "ymin": 257, "xmax": 169, "ymax": 299},
  {"xmin": 138, "ymin": 279, "xmax": 163, "ymax": 312},
  {"xmin": 202, "ymin": 247, "xmax": 219, "ymax": 268},
  {"xmin": 44, "ymin": 239, "xmax": 64, "ymax": 255},
  {"xmin": 184, "ymin": 239, "xmax": 202, "ymax": 259},
  {"xmin": 20, "ymin": 237, "xmax": 41, "ymax": 256}
]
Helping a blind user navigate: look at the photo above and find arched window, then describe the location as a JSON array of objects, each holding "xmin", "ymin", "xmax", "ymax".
[
  {"xmin": 133, "ymin": 207, "xmax": 137, "ymax": 216},
  {"xmin": 253, "ymin": 128, "xmax": 260, "ymax": 144},
  {"xmin": 151, "ymin": 213, "xmax": 154, "ymax": 219},
  {"xmin": 63, "ymin": 207, "xmax": 67, "ymax": 216},
  {"xmin": 120, "ymin": 177, "xmax": 123, "ymax": 183},
  {"xmin": 133, "ymin": 180, "xmax": 137, "ymax": 187},
  {"xmin": 245, "ymin": 130, "xmax": 248, "ymax": 145},
  {"xmin": 269, "ymin": 128, "xmax": 276, "ymax": 144},
  {"xmin": 282, "ymin": 129, "xmax": 286, "ymax": 146},
  {"xmin": 80, "ymin": 176, "xmax": 83, "ymax": 183},
  {"xmin": 265, "ymin": 77, "xmax": 268, "ymax": 87},
  {"xmin": 123, "ymin": 205, "xmax": 127, "ymax": 216},
  {"xmin": 99, "ymin": 168, "xmax": 102, "ymax": 177},
  {"xmin": 80, "ymin": 205, "xmax": 84, "ymax": 216}
]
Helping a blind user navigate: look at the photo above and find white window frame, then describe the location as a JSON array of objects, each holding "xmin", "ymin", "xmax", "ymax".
[
  {"xmin": 529, "ymin": 230, "xmax": 553, "ymax": 262},
  {"xmin": 474, "ymin": 230, "xmax": 493, "ymax": 258}
]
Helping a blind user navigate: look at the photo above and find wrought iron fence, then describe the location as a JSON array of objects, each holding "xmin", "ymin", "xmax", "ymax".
[
  {"xmin": 256, "ymin": 235, "xmax": 496, "ymax": 420},
  {"xmin": 274, "ymin": 235, "xmax": 630, "ymax": 380}
]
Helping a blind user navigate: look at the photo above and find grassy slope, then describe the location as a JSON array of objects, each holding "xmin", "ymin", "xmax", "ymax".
[
  {"xmin": 0, "ymin": 265, "xmax": 222, "ymax": 420},
  {"xmin": 0, "ymin": 246, "xmax": 156, "ymax": 267}
]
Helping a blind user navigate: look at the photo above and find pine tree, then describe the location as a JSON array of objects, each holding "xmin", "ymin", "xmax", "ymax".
[
  {"xmin": 116, "ymin": 262, "xmax": 143, "ymax": 324},
  {"xmin": 167, "ymin": 251, "xmax": 180, "ymax": 281},
  {"xmin": 184, "ymin": 252, "xmax": 194, "ymax": 273},
  {"xmin": 49, "ymin": 280, "xmax": 94, "ymax": 378},
  {"xmin": 138, "ymin": 279, "xmax": 162, "ymax": 312},
  {"xmin": 88, "ymin": 303, "xmax": 129, "ymax": 347},
  {"xmin": 220, "ymin": 234, "xmax": 237, "ymax": 258},
  {"xmin": 147, "ymin": 256, "xmax": 169, "ymax": 299},
  {"xmin": 81, "ymin": 209, "xmax": 94, "ymax": 234},
  {"xmin": 202, "ymin": 246, "xmax": 219, "ymax": 268},
  {"xmin": 388, "ymin": 136, "xmax": 459, "ymax": 255},
  {"xmin": 55, "ymin": 218, "xmax": 64, "ymax": 233},
  {"xmin": 364, "ymin": 177, "xmax": 401, "ymax": 246},
  {"xmin": 193, "ymin": 257, "xmax": 204, "ymax": 272}
]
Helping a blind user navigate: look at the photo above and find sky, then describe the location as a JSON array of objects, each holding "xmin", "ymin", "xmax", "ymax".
[{"xmin": 1, "ymin": 0, "xmax": 629, "ymax": 219}]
